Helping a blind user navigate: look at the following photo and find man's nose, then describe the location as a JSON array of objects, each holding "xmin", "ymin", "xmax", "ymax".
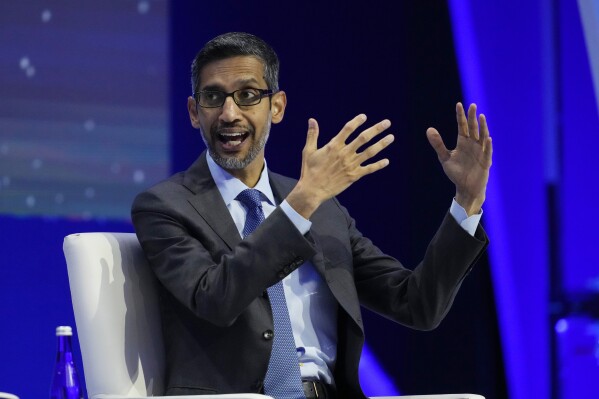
[{"xmin": 218, "ymin": 96, "xmax": 242, "ymax": 123}]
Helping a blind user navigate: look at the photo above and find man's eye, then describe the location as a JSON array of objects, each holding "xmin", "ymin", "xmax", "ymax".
[
  {"xmin": 204, "ymin": 92, "xmax": 221, "ymax": 101},
  {"xmin": 238, "ymin": 89, "xmax": 259, "ymax": 101}
]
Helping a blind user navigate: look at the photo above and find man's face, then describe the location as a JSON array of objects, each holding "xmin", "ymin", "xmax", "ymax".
[{"xmin": 187, "ymin": 56, "xmax": 286, "ymax": 172}]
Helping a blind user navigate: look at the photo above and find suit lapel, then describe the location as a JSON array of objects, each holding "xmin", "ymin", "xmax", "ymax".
[{"xmin": 183, "ymin": 152, "xmax": 242, "ymax": 250}]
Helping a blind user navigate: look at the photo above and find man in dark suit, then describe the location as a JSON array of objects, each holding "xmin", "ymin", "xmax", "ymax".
[{"xmin": 132, "ymin": 32, "xmax": 492, "ymax": 399}]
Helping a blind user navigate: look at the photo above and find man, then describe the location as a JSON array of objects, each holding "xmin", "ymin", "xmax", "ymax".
[{"xmin": 132, "ymin": 32, "xmax": 492, "ymax": 399}]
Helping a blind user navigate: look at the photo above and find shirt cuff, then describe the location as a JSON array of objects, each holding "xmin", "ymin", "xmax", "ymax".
[
  {"xmin": 280, "ymin": 200, "xmax": 312, "ymax": 235},
  {"xmin": 449, "ymin": 199, "xmax": 482, "ymax": 237}
]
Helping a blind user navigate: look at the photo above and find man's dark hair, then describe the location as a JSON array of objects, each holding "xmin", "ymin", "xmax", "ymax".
[{"xmin": 191, "ymin": 32, "xmax": 280, "ymax": 94}]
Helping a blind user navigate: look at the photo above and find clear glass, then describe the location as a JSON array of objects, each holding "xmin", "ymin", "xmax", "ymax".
[{"xmin": 50, "ymin": 330, "xmax": 83, "ymax": 399}]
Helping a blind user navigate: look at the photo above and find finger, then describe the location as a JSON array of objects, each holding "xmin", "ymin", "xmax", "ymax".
[
  {"xmin": 456, "ymin": 102, "xmax": 468, "ymax": 138},
  {"xmin": 303, "ymin": 118, "xmax": 319, "ymax": 155},
  {"xmin": 357, "ymin": 133, "xmax": 395, "ymax": 163},
  {"xmin": 426, "ymin": 128, "xmax": 450, "ymax": 162},
  {"xmin": 483, "ymin": 136, "xmax": 493, "ymax": 167},
  {"xmin": 335, "ymin": 114, "xmax": 368, "ymax": 144},
  {"xmin": 478, "ymin": 113, "xmax": 490, "ymax": 144},
  {"xmin": 346, "ymin": 119, "xmax": 391, "ymax": 153},
  {"xmin": 358, "ymin": 158, "xmax": 390, "ymax": 177},
  {"xmin": 467, "ymin": 103, "xmax": 479, "ymax": 140}
]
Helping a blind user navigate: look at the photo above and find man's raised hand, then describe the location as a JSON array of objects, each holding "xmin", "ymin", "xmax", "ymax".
[
  {"xmin": 286, "ymin": 114, "xmax": 394, "ymax": 219},
  {"xmin": 426, "ymin": 102, "xmax": 493, "ymax": 216}
]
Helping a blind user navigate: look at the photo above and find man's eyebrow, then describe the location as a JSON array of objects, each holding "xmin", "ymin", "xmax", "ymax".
[
  {"xmin": 235, "ymin": 77, "xmax": 261, "ymax": 86},
  {"xmin": 201, "ymin": 84, "xmax": 224, "ymax": 91}
]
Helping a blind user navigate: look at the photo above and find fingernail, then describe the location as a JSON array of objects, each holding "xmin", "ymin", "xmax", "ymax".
[
  {"xmin": 381, "ymin": 120, "xmax": 391, "ymax": 128},
  {"xmin": 359, "ymin": 114, "xmax": 367, "ymax": 121}
]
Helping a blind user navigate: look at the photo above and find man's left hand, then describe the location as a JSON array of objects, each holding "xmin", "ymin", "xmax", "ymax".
[{"xmin": 426, "ymin": 102, "xmax": 493, "ymax": 216}]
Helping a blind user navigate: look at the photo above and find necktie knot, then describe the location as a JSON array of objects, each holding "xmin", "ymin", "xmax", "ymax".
[{"xmin": 236, "ymin": 188, "xmax": 263, "ymax": 211}]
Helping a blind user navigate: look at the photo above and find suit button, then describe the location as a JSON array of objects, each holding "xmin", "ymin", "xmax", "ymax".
[{"xmin": 263, "ymin": 330, "xmax": 274, "ymax": 340}]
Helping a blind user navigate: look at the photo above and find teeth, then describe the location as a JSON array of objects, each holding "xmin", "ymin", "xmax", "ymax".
[{"xmin": 218, "ymin": 132, "xmax": 247, "ymax": 145}]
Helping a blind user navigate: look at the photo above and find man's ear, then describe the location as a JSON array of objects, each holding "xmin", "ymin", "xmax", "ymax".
[
  {"xmin": 270, "ymin": 91, "xmax": 287, "ymax": 124},
  {"xmin": 187, "ymin": 96, "xmax": 202, "ymax": 129}
]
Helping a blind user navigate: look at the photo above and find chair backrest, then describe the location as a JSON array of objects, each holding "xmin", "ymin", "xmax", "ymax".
[{"xmin": 63, "ymin": 232, "xmax": 165, "ymax": 398}]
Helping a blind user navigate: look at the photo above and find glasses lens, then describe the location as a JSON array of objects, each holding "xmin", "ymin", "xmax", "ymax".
[
  {"xmin": 234, "ymin": 89, "xmax": 262, "ymax": 106},
  {"xmin": 199, "ymin": 91, "xmax": 224, "ymax": 107}
]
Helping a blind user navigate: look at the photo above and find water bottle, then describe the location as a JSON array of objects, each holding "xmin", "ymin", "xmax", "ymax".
[{"xmin": 50, "ymin": 326, "xmax": 83, "ymax": 399}]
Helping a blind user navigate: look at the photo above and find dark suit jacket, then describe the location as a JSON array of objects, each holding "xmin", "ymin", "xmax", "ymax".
[{"xmin": 131, "ymin": 151, "xmax": 488, "ymax": 398}]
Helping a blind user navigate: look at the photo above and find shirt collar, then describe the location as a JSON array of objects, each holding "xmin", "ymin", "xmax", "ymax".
[{"xmin": 206, "ymin": 152, "xmax": 276, "ymax": 206}]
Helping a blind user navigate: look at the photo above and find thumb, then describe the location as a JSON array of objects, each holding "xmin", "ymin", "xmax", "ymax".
[
  {"xmin": 426, "ymin": 128, "xmax": 449, "ymax": 162},
  {"xmin": 303, "ymin": 118, "xmax": 319, "ymax": 154}
]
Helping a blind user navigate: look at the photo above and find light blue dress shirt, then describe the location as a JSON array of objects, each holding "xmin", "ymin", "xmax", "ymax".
[{"xmin": 205, "ymin": 153, "xmax": 481, "ymax": 385}]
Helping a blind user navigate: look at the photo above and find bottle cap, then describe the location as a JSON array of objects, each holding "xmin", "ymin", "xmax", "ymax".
[{"xmin": 55, "ymin": 326, "xmax": 73, "ymax": 336}]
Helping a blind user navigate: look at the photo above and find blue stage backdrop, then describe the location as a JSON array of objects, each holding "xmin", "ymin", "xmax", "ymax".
[
  {"xmin": 0, "ymin": 0, "xmax": 169, "ymax": 219},
  {"xmin": 449, "ymin": 1, "xmax": 599, "ymax": 398}
]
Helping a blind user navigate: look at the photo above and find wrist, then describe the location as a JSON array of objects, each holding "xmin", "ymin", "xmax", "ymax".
[
  {"xmin": 286, "ymin": 183, "xmax": 323, "ymax": 219},
  {"xmin": 455, "ymin": 192, "xmax": 484, "ymax": 217}
]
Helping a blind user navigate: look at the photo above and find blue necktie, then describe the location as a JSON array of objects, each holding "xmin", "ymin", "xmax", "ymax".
[{"xmin": 236, "ymin": 189, "xmax": 305, "ymax": 399}]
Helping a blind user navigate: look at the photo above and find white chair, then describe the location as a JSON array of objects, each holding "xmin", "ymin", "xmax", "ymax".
[{"xmin": 63, "ymin": 232, "xmax": 484, "ymax": 399}]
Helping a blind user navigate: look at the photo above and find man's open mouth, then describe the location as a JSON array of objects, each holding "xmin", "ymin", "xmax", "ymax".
[{"xmin": 217, "ymin": 132, "xmax": 249, "ymax": 148}]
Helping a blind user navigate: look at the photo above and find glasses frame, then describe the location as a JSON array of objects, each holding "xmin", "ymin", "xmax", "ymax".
[{"xmin": 194, "ymin": 88, "xmax": 276, "ymax": 108}]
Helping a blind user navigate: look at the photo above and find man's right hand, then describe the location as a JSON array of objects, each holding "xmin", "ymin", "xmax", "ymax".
[{"xmin": 286, "ymin": 114, "xmax": 394, "ymax": 219}]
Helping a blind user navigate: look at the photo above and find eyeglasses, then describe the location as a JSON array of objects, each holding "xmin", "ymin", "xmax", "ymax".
[{"xmin": 194, "ymin": 88, "xmax": 275, "ymax": 108}]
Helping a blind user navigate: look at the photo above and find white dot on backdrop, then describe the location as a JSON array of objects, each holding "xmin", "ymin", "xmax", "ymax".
[
  {"xmin": 84, "ymin": 187, "xmax": 96, "ymax": 199},
  {"xmin": 41, "ymin": 9, "xmax": 52, "ymax": 22},
  {"xmin": 554, "ymin": 319, "xmax": 568, "ymax": 334},
  {"xmin": 138, "ymin": 1, "xmax": 150, "ymax": 14},
  {"xmin": 55, "ymin": 193, "xmax": 65, "ymax": 204},
  {"xmin": 26, "ymin": 66, "xmax": 36, "ymax": 77},
  {"xmin": 31, "ymin": 158, "xmax": 43, "ymax": 169},
  {"xmin": 84, "ymin": 119, "xmax": 96, "ymax": 131},
  {"xmin": 133, "ymin": 169, "xmax": 145, "ymax": 183},
  {"xmin": 19, "ymin": 57, "xmax": 30, "ymax": 69},
  {"xmin": 26, "ymin": 195, "xmax": 36, "ymax": 207}
]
